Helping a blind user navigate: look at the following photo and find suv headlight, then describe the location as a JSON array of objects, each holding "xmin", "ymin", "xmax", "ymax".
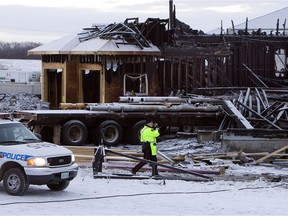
[
  {"xmin": 27, "ymin": 157, "xmax": 48, "ymax": 167},
  {"xmin": 71, "ymin": 154, "xmax": 75, "ymax": 163}
]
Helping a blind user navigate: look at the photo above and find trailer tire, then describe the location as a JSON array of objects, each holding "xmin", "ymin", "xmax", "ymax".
[
  {"xmin": 180, "ymin": 125, "xmax": 193, "ymax": 133},
  {"xmin": 61, "ymin": 120, "xmax": 88, "ymax": 146},
  {"xmin": 132, "ymin": 120, "xmax": 146, "ymax": 145},
  {"xmin": 94, "ymin": 120, "xmax": 123, "ymax": 146}
]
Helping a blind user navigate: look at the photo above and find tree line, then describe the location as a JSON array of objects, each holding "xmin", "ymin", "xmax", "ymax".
[{"xmin": 0, "ymin": 41, "xmax": 42, "ymax": 59}]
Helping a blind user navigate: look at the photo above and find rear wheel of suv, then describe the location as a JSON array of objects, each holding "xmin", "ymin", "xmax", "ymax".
[
  {"xmin": 47, "ymin": 181, "xmax": 70, "ymax": 191},
  {"xmin": 3, "ymin": 168, "xmax": 29, "ymax": 196}
]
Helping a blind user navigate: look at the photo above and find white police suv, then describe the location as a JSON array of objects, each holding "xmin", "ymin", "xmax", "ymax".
[{"xmin": 0, "ymin": 118, "xmax": 78, "ymax": 195}]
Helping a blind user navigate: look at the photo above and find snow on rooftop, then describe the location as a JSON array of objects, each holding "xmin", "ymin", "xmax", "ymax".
[
  {"xmin": 233, "ymin": 7, "xmax": 288, "ymax": 31},
  {"xmin": 208, "ymin": 7, "xmax": 288, "ymax": 35},
  {"xmin": 29, "ymin": 22, "xmax": 160, "ymax": 55},
  {"xmin": 28, "ymin": 34, "xmax": 80, "ymax": 54}
]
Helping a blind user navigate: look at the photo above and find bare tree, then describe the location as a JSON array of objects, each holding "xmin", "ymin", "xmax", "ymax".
[{"xmin": 0, "ymin": 41, "xmax": 42, "ymax": 59}]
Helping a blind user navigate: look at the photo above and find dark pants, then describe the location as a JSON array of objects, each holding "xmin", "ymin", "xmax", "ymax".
[{"xmin": 132, "ymin": 146, "xmax": 158, "ymax": 176}]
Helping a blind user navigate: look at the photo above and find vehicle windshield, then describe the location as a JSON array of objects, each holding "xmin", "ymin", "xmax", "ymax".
[{"xmin": 0, "ymin": 122, "xmax": 40, "ymax": 145}]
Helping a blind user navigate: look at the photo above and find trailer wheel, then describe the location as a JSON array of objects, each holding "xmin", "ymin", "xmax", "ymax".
[
  {"xmin": 3, "ymin": 168, "xmax": 29, "ymax": 196},
  {"xmin": 180, "ymin": 125, "xmax": 193, "ymax": 133},
  {"xmin": 94, "ymin": 120, "xmax": 123, "ymax": 146},
  {"xmin": 132, "ymin": 120, "xmax": 146, "ymax": 145},
  {"xmin": 61, "ymin": 120, "xmax": 88, "ymax": 145}
]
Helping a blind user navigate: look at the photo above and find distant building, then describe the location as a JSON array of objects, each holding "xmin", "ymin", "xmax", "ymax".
[{"xmin": 0, "ymin": 59, "xmax": 41, "ymax": 95}]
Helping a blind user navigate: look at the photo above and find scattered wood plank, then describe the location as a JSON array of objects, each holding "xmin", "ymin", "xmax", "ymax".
[
  {"xmin": 103, "ymin": 162, "xmax": 222, "ymax": 175},
  {"xmin": 274, "ymin": 159, "xmax": 288, "ymax": 162},
  {"xmin": 272, "ymin": 161, "xmax": 288, "ymax": 166},
  {"xmin": 255, "ymin": 145, "xmax": 288, "ymax": 164},
  {"xmin": 158, "ymin": 150, "xmax": 175, "ymax": 164}
]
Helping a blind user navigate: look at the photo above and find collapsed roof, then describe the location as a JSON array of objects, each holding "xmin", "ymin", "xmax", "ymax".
[{"xmin": 28, "ymin": 22, "xmax": 160, "ymax": 55}]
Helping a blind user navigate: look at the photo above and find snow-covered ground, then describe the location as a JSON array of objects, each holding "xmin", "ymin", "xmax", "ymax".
[
  {"xmin": 1, "ymin": 138, "xmax": 288, "ymax": 215},
  {"xmin": 0, "ymin": 168, "xmax": 288, "ymax": 215},
  {"xmin": 1, "ymin": 165, "xmax": 288, "ymax": 215},
  {"xmin": 1, "ymin": 59, "xmax": 288, "ymax": 215}
]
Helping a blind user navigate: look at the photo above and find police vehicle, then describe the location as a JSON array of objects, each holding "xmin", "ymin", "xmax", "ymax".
[{"xmin": 0, "ymin": 116, "xmax": 78, "ymax": 195}]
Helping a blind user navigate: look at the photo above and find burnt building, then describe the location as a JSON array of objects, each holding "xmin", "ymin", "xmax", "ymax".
[{"xmin": 29, "ymin": 1, "xmax": 288, "ymax": 108}]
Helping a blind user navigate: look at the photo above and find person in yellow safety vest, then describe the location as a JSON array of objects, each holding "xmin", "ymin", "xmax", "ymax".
[{"xmin": 132, "ymin": 118, "xmax": 160, "ymax": 176}]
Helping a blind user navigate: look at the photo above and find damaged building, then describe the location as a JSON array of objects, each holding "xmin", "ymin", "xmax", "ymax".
[{"xmin": 29, "ymin": 2, "xmax": 288, "ymax": 109}]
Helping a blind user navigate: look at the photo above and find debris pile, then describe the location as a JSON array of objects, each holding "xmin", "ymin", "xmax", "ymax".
[
  {"xmin": 221, "ymin": 87, "xmax": 288, "ymax": 130},
  {"xmin": 220, "ymin": 87, "xmax": 288, "ymax": 153},
  {"xmin": 0, "ymin": 93, "xmax": 41, "ymax": 113},
  {"xmin": 68, "ymin": 136, "xmax": 288, "ymax": 182}
]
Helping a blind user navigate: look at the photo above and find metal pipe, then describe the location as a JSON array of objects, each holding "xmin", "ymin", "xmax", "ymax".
[
  {"xmin": 118, "ymin": 96, "xmax": 223, "ymax": 104},
  {"xmin": 104, "ymin": 148, "xmax": 214, "ymax": 180},
  {"xmin": 118, "ymin": 96, "xmax": 186, "ymax": 103},
  {"xmin": 88, "ymin": 103, "xmax": 221, "ymax": 112}
]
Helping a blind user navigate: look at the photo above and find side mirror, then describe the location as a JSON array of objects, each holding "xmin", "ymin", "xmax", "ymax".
[{"xmin": 34, "ymin": 133, "xmax": 42, "ymax": 140}]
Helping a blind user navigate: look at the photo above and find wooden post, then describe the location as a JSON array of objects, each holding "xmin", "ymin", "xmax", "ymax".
[
  {"xmin": 53, "ymin": 124, "xmax": 62, "ymax": 144},
  {"xmin": 185, "ymin": 60, "xmax": 189, "ymax": 93},
  {"xmin": 170, "ymin": 60, "xmax": 174, "ymax": 89},
  {"xmin": 163, "ymin": 59, "xmax": 166, "ymax": 95},
  {"xmin": 178, "ymin": 60, "xmax": 181, "ymax": 90}
]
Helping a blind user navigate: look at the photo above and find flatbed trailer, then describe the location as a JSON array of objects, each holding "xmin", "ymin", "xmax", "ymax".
[{"xmin": 14, "ymin": 102, "xmax": 223, "ymax": 146}]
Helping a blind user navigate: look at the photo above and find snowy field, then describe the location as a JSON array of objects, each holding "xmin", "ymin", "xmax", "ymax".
[{"xmin": 1, "ymin": 138, "xmax": 288, "ymax": 215}]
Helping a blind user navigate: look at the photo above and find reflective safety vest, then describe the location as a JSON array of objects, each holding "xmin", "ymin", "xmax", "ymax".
[{"xmin": 140, "ymin": 125, "xmax": 160, "ymax": 156}]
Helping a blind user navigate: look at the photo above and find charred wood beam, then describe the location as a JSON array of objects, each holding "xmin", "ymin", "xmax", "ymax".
[
  {"xmin": 185, "ymin": 61, "xmax": 189, "ymax": 93},
  {"xmin": 207, "ymin": 58, "xmax": 233, "ymax": 86},
  {"xmin": 195, "ymin": 87, "xmax": 288, "ymax": 94},
  {"xmin": 243, "ymin": 64, "xmax": 268, "ymax": 88},
  {"xmin": 178, "ymin": 61, "xmax": 181, "ymax": 89},
  {"xmin": 174, "ymin": 35, "xmax": 288, "ymax": 45},
  {"xmin": 163, "ymin": 47, "xmax": 232, "ymax": 57}
]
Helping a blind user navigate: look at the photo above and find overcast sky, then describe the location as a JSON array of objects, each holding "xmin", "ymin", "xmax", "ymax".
[{"xmin": 0, "ymin": 0, "xmax": 287, "ymax": 43}]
